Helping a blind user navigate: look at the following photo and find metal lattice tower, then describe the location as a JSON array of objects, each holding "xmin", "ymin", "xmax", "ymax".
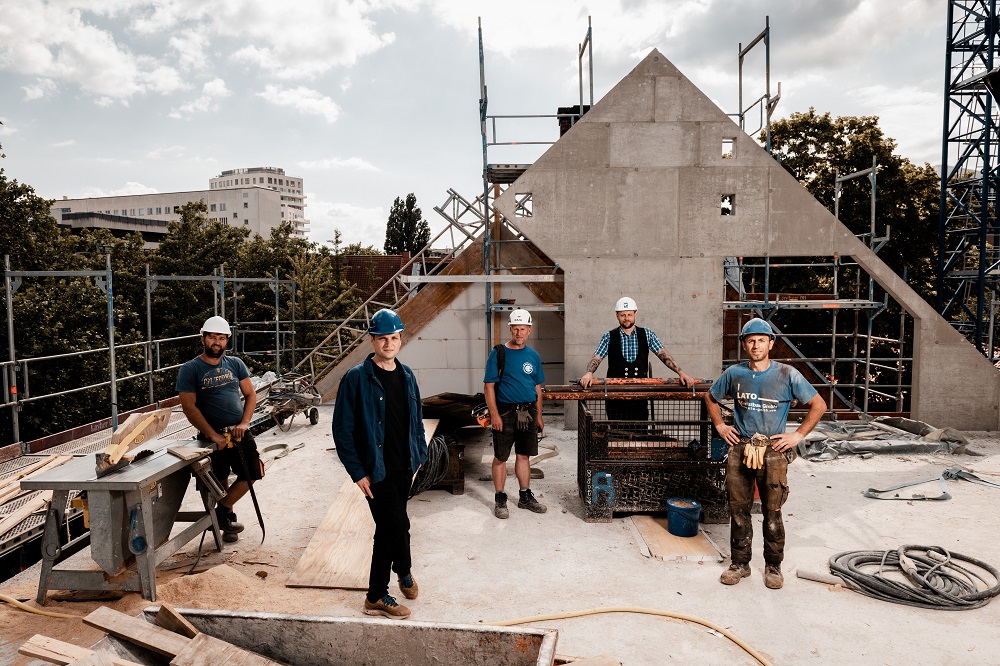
[{"xmin": 938, "ymin": 0, "xmax": 1000, "ymax": 355}]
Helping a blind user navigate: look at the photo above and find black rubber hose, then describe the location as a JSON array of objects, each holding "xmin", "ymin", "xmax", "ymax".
[
  {"xmin": 829, "ymin": 545, "xmax": 1000, "ymax": 610},
  {"xmin": 409, "ymin": 434, "xmax": 451, "ymax": 497}
]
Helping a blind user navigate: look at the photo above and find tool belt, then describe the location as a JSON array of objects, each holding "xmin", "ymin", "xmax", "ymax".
[
  {"xmin": 499, "ymin": 402, "xmax": 535, "ymax": 431},
  {"xmin": 737, "ymin": 434, "xmax": 797, "ymax": 469}
]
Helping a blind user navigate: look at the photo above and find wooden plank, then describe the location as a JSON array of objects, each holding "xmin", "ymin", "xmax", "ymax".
[
  {"xmin": 631, "ymin": 515, "xmax": 722, "ymax": 562},
  {"xmin": 0, "ymin": 455, "xmax": 60, "ymax": 490},
  {"xmin": 286, "ymin": 477, "xmax": 373, "ymax": 589},
  {"xmin": 18, "ymin": 635, "xmax": 144, "ymax": 666},
  {"xmin": 68, "ymin": 652, "xmax": 117, "ymax": 666},
  {"xmin": 422, "ymin": 418, "xmax": 439, "ymax": 447},
  {"xmin": 0, "ymin": 491, "xmax": 51, "ymax": 537},
  {"xmin": 167, "ymin": 446, "xmax": 212, "ymax": 462},
  {"xmin": 169, "ymin": 632, "xmax": 283, "ymax": 666},
  {"xmin": 105, "ymin": 407, "xmax": 172, "ymax": 464},
  {"xmin": 155, "ymin": 602, "xmax": 200, "ymax": 639},
  {"xmin": 83, "ymin": 606, "xmax": 190, "ymax": 658}
]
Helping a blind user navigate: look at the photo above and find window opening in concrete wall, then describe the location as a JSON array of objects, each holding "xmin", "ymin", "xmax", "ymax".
[
  {"xmin": 514, "ymin": 192, "xmax": 533, "ymax": 217},
  {"xmin": 723, "ymin": 255, "xmax": 913, "ymax": 418},
  {"xmin": 722, "ymin": 138, "xmax": 735, "ymax": 159},
  {"xmin": 721, "ymin": 194, "xmax": 735, "ymax": 215}
]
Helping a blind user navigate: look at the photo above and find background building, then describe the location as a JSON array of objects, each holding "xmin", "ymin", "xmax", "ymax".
[
  {"xmin": 210, "ymin": 167, "xmax": 308, "ymax": 237},
  {"xmin": 51, "ymin": 166, "xmax": 307, "ymax": 248}
]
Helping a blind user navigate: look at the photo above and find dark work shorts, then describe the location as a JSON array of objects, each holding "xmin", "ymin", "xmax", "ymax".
[
  {"xmin": 203, "ymin": 431, "xmax": 264, "ymax": 483},
  {"xmin": 491, "ymin": 403, "xmax": 538, "ymax": 461}
]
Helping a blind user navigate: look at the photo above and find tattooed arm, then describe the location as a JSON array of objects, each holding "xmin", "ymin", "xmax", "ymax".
[
  {"xmin": 655, "ymin": 349, "xmax": 695, "ymax": 387},
  {"xmin": 579, "ymin": 355, "xmax": 603, "ymax": 388}
]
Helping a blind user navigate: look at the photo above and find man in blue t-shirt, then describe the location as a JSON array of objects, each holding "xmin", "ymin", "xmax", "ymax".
[
  {"xmin": 176, "ymin": 316, "xmax": 262, "ymax": 544},
  {"xmin": 484, "ymin": 309, "xmax": 546, "ymax": 519},
  {"xmin": 706, "ymin": 318, "xmax": 826, "ymax": 590}
]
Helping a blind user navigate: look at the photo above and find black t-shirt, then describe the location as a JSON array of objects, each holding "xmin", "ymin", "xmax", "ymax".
[{"xmin": 373, "ymin": 362, "xmax": 411, "ymax": 473}]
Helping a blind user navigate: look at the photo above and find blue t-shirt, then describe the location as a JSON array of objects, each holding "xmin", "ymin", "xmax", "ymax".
[
  {"xmin": 176, "ymin": 355, "xmax": 251, "ymax": 431},
  {"xmin": 484, "ymin": 345, "xmax": 545, "ymax": 404},
  {"xmin": 710, "ymin": 361, "xmax": 818, "ymax": 438}
]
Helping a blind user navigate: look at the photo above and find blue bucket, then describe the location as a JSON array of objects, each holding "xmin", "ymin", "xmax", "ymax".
[{"xmin": 666, "ymin": 497, "xmax": 702, "ymax": 537}]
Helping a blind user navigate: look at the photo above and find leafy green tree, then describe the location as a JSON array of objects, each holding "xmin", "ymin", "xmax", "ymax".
[{"xmin": 384, "ymin": 193, "xmax": 430, "ymax": 254}]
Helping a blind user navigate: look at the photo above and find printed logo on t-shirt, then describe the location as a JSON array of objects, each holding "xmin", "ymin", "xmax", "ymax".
[
  {"xmin": 736, "ymin": 381, "xmax": 779, "ymax": 414},
  {"xmin": 522, "ymin": 362, "xmax": 534, "ymax": 375},
  {"xmin": 201, "ymin": 368, "xmax": 236, "ymax": 389}
]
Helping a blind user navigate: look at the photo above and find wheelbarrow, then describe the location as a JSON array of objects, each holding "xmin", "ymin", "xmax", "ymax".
[{"xmin": 262, "ymin": 372, "xmax": 321, "ymax": 430}]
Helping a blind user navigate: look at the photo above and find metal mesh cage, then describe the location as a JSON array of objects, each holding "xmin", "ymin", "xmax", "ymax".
[{"xmin": 578, "ymin": 398, "xmax": 728, "ymax": 522}]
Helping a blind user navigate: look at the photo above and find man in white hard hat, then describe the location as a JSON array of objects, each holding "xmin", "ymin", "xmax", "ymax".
[
  {"xmin": 579, "ymin": 297, "xmax": 695, "ymax": 420},
  {"xmin": 705, "ymin": 318, "xmax": 826, "ymax": 590},
  {"xmin": 176, "ymin": 316, "xmax": 262, "ymax": 544},
  {"xmin": 483, "ymin": 309, "xmax": 546, "ymax": 519}
]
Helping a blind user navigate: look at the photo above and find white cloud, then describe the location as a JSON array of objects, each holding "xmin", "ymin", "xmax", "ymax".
[
  {"xmin": 0, "ymin": 119, "xmax": 16, "ymax": 137},
  {"xmin": 80, "ymin": 181, "xmax": 160, "ymax": 197},
  {"xmin": 306, "ymin": 197, "xmax": 386, "ymax": 247},
  {"xmin": 298, "ymin": 157, "xmax": 379, "ymax": 171},
  {"xmin": 258, "ymin": 85, "xmax": 340, "ymax": 123},
  {"xmin": 169, "ymin": 78, "xmax": 231, "ymax": 119},
  {"xmin": 0, "ymin": 1, "xmax": 186, "ymax": 102},
  {"xmin": 168, "ymin": 30, "xmax": 210, "ymax": 71},
  {"xmin": 340, "ymin": 76, "xmax": 352, "ymax": 92},
  {"xmin": 52, "ymin": 139, "xmax": 76, "ymax": 148},
  {"xmin": 22, "ymin": 77, "xmax": 57, "ymax": 100}
]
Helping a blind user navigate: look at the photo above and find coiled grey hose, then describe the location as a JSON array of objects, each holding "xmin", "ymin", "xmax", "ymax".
[
  {"xmin": 409, "ymin": 434, "xmax": 451, "ymax": 497},
  {"xmin": 829, "ymin": 545, "xmax": 1000, "ymax": 610}
]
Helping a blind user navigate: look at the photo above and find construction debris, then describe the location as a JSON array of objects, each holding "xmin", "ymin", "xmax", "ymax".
[{"xmin": 798, "ymin": 416, "xmax": 972, "ymax": 461}]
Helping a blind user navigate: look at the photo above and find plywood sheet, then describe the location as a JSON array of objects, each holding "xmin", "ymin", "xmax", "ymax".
[
  {"xmin": 631, "ymin": 515, "xmax": 722, "ymax": 562},
  {"xmin": 285, "ymin": 477, "xmax": 373, "ymax": 590},
  {"xmin": 169, "ymin": 633, "xmax": 282, "ymax": 666}
]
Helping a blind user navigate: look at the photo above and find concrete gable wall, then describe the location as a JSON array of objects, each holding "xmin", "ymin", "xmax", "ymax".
[{"xmin": 495, "ymin": 49, "xmax": 1000, "ymax": 429}]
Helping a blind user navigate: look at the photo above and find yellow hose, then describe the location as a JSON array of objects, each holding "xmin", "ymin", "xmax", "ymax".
[
  {"xmin": 488, "ymin": 606, "xmax": 772, "ymax": 666},
  {"xmin": 0, "ymin": 593, "xmax": 82, "ymax": 619}
]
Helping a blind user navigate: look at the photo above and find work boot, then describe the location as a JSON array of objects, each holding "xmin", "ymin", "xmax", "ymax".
[
  {"xmin": 720, "ymin": 563, "xmax": 751, "ymax": 585},
  {"xmin": 517, "ymin": 488, "xmax": 547, "ymax": 513},
  {"xmin": 364, "ymin": 594, "xmax": 411, "ymax": 619},
  {"xmin": 227, "ymin": 511, "xmax": 244, "ymax": 531},
  {"xmin": 215, "ymin": 505, "xmax": 244, "ymax": 534},
  {"xmin": 494, "ymin": 491, "xmax": 509, "ymax": 519},
  {"xmin": 398, "ymin": 572, "xmax": 419, "ymax": 600},
  {"xmin": 222, "ymin": 531, "xmax": 239, "ymax": 543},
  {"xmin": 764, "ymin": 564, "xmax": 784, "ymax": 589}
]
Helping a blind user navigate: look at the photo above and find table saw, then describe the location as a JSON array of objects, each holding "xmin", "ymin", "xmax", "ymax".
[{"xmin": 21, "ymin": 439, "xmax": 224, "ymax": 604}]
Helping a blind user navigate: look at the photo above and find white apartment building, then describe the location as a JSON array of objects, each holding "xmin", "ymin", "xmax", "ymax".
[
  {"xmin": 209, "ymin": 167, "xmax": 308, "ymax": 237},
  {"xmin": 53, "ymin": 187, "xmax": 286, "ymax": 248}
]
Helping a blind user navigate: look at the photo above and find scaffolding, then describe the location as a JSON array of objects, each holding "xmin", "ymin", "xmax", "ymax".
[{"xmin": 938, "ymin": 0, "xmax": 1000, "ymax": 356}]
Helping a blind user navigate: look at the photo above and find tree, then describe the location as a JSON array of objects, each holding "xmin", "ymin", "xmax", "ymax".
[
  {"xmin": 384, "ymin": 193, "xmax": 430, "ymax": 254},
  {"xmin": 767, "ymin": 108, "xmax": 940, "ymax": 303}
]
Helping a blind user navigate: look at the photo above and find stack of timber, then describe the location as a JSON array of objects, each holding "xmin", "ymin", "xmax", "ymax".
[{"xmin": 0, "ymin": 454, "xmax": 73, "ymax": 538}]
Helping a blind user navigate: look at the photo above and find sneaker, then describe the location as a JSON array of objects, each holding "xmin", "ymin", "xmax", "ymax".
[
  {"xmin": 517, "ymin": 489, "xmax": 547, "ymax": 514},
  {"xmin": 215, "ymin": 506, "xmax": 244, "ymax": 534},
  {"xmin": 720, "ymin": 563, "xmax": 751, "ymax": 585},
  {"xmin": 398, "ymin": 573, "xmax": 418, "ymax": 600},
  {"xmin": 364, "ymin": 594, "xmax": 411, "ymax": 619},
  {"xmin": 494, "ymin": 492, "xmax": 509, "ymax": 520},
  {"xmin": 764, "ymin": 564, "xmax": 784, "ymax": 589}
]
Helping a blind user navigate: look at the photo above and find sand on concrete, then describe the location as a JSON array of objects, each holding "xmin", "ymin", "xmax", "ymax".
[{"xmin": 2, "ymin": 403, "xmax": 1000, "ymax": 665}]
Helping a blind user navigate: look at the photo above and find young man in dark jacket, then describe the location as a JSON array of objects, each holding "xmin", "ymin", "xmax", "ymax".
[{"xmin": 333, "ymin": 308, "xmax": 428, "ymax": 619}]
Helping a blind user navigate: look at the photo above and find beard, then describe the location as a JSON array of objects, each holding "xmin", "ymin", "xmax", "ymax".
[{"xmin": 203, "ymin": 344, "xmax": 225, "ymax": 359}]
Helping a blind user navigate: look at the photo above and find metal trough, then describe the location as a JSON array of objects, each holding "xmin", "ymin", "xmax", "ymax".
[{"xmin": 93, "ymin": 607, "xmax": 559, "ymax": 666}]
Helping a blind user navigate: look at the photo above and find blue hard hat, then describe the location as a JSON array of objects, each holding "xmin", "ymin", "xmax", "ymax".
[
  {"xmin": 369, "ymin": 308, "xmax": 405, "ymax": 335},
  {"xmin": 739, "ymin": 318, "xmax": 775, "ymax": 340}
]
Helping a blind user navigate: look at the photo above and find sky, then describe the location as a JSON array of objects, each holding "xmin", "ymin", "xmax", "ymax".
[{"xmin": 0, "ymin": 0, "xmax": 946, "ymax": 251}]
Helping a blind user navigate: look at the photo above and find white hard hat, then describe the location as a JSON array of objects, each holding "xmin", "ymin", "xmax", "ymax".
[
  {"xmin": 615, "ymin": 297, "xmax": 637, "ymax": 312},
  {"xmin": 201, "ymin": 316, "xmax": 232, "ymax": 336},
  {"xmin": 509, "ymin": 309, "xmax": 532, "ymax": 326}
]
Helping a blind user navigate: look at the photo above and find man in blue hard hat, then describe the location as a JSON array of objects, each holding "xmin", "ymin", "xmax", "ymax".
[
  {"xmin": 580, "ymin": 296, "xmax": 696, "ymax": 420},
  {"xmin": 705, "ymin": 317, "xmax": 826, "ymax": 590},
  {"xmin": 177, "ymin": 315, "xmax": 261, "ymax": 544},
  {"xmin": 333, "ymin": 308, "xmax": 428, "ymax": 619},
  {"xmin": 484, "ymin": 309, "xmax": 547, "ymax": 519}
]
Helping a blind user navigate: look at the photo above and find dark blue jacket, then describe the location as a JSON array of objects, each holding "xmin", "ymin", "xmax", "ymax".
[{"xmin": 333, "ymin": 353, "xmax": 428, "ymax": 484}]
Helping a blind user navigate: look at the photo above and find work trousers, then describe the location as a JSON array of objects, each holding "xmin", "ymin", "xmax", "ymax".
[
  {"xmin": 726, "ymin": 441, "xmax": 792, "ymax": 565},
  {"xmin": 365, "ymin": 468, "xmax": 413, "ymax": 602}
]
